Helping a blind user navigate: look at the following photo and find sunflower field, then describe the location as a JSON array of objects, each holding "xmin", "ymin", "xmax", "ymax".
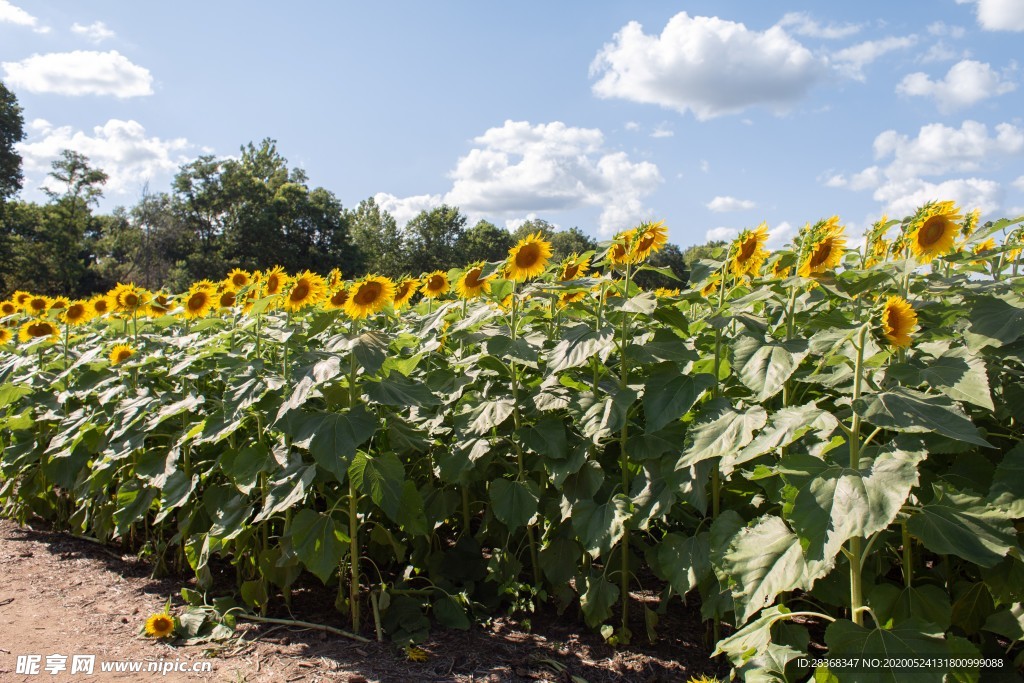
[{"xmin": 1, "ymin": 202, "xmax": 1023, "ymax": 681}]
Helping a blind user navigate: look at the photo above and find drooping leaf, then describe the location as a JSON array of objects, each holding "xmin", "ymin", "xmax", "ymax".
[
  {"xmin": 545, "ymin": 324, "xmax": 616, "ymax": 373},
  {"xmin": 349, "ymin": 452, "xmax": 406, "ymax": 520},
  {"xmin": 724, "ymin": 402, "xmax": 838, "ymax": 474},
  {"xmin": 852, "ymin": 387, "xmax": 992, "ymax": 448},
  {"xmin": 642, "ymin": 363, "xmax": 715, "ymax": 433},
  {"xmin": 580, "ymin": 571, "xmax": 619, "ymax": 629},
  {"xmin": 489, "ymin": 478, "xmax": 539, "ymax": 530},
  {"xmin": 733, "ymin": 335, "xmax": 808, "ymax": 402},
  {"xmin": 651, "ymin": 532, "xmax": 711, "ymax": 598},
  {"xmin": 288, "ymin": 508, "xmax": 348, "ymax": 583},
  {"xmin": 572, "ymin": 495, "xmax": 631, "ymax": 559},
  {"xmin": 680, "ymin": 399, "xmax": 768, "ymax": 468},
  {"xmin": 964, "ymin": 295, "xmax": 1024, "ymax": 351},
  {"xmin": 363, "ymin": 374, "xmax": 441, "ymax": 408},
  {"xmin": 907, "ymin": 485, "xmax": 1017, "ymax": 568}
]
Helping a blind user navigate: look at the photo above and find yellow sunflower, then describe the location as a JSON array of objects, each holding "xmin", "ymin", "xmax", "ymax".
[
  {"xmin": 0, "ymin": 300, "xmax": 18, "ymax": 317},
  {"xmin": 0, "ymin": 328, "xmax": 11, "ymax": 345},
  {"xmin": 261, "ymin": 266, "xmax": 288, "ymax": 297},
  {"xmin": 630, "ymin": 220, "xmax": 669, "ymax": 263},
  {"xmin": 907, "ymin": 201, "xmax": 963, "ymax": 264},
  {"xmin": 559, "ymin": 290, "xmax": 587, "ymax": 306},
  {"xmin": 866, "ymin": 237, "xmax": 890, "ymax": 267},
  {"xmin": 282, "ymin": 270, "xmax": 327, "ymax": 312},
  {"xmin": 961, "ymin": 208, "xmax": 981, "ymax": 239},
  {"xmin": 798, "ymin": 217, "xmax": 846, "ymax": 277},
  {"xmin": 420, "ymin": 271, "xmax": 450, "ymax": 299},
  {"xmin": 147, "ymin": 292, "xmax": 173, "ymax": 317},
  {"xmin": 217, "ymin": 288, "xmax": 237, "ymax": 310},
  {"xmin": 559, "ymin": 253, "xmax": 590, "ymax": 281},
  {"xmin": 608, "ymin": 229, "xmax": 635, "ymax": 267},
  {"xmin": 111, "ymin": 283, "xmax": 147, "ymax": 313},
  {"xmin": 323, "ymin": 287, "xmax": 350, "ymax": 311},
  {"xmin": 326, "ymin": 268, "xmax": 344, "ymax": 289},
  {"xmin": 181, "ymin": 284, "xmax": 215, "ymax": 320},
  {"xmin": 109, "ymin": 344, "xmax": 135, "ymax": 366},
  {"xmin": 225, "ymin": 268, "xmax": 252, "ymax": 291},
  {"xmin": 344, "ymin": 275, "xmax": 396, "ymax": 319},
  {"xmin": 700, "ymin": 275, "xmax": 721, "ymax": 298},
  {"xmin": 973, "ymin": 238, "xmax": 996, "ymax": 262},
  {"xmin": 455, "ymin": 263, "xmax": 490, "ymax": 299},
  {"xmin": 18, "ymin": 319, "xmax": 59, "ymax": 343},
  {"xmin": 61, "ymin": 301, "xmax": 91, "ymax": 325},
  {"xmin": 731, "ymin": 223, "xmax": 770, "ymax": 278},
  {"xmin": 506, "ymin": 231, "xmax": 553, "ymax": 281},
  {"xmin": 89, "ymin": 294, "xmax": 115, "ymax": 318},
  {"xmin": 49, "ymin": 296, "xmax": 70, "ymax": 312},
  {"xmin": 393, "ymin": 278, "xmax": 419, "ymax": 309},
  {"xmin": 12, "ymin": 291, "xmax": 31, "ymax": 309},
  {"xmin": 144, "ymin": 613, "xmax": 175, "ymax": 639},
  {"xmin": 26, "ymin": 295, "xmax": 50, "ymax": 317},
  {"xmin": 881, "ymin": 296, "xmax": 917, "ymax": 349},
  {"xmin": 653, "ymin": 287, "xmax": 681, "ymax": 297}
]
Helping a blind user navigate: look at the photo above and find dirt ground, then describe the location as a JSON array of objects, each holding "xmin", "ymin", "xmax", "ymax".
[{"xmin": 0, "ymin": 519, "xmax": 724, "ymax": 683}]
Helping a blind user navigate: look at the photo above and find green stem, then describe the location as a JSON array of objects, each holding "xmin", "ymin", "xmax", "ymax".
[
  {"xmin": 348, "ymin": 321, "xmax": 361, "ymax": 633},
  {"xmin": 848, "ymin": 324, "xmax": 868, "ymax": 626},
  {"xmin": 619, "ymin": 262, "xmax": 633, "ymax": 641},
  {"xmin": 902, "ymin": 521, "xmax": 913, "ymax": 589},
  {"xmin": 233, "ymin": 614, "xmax": 369, "ymax": 643}
]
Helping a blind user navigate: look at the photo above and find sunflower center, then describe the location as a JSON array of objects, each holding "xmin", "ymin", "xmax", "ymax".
[
  {"xmin": 427, "ymin": 275, "xmax": 445, "ymax": 292},
  {"xmin": 918, "ymin": 217, "xmax": 948, "ymax": 247},
  {"xmin": 331, "ymin": 290, "xmax": 349, "ymax": 306},
  {"xmin": 187, "ymin": 292, "xmax": 207, "ymax": 311},
  {"xmin": 67, "ymin": 304, "xmax": 86, "ymax": 320},
  {"xmin": 563, "ymin": 263, "xmax": 580, "ymax": 279},
  {"xmin": 354, "ymin": 281, "xmax": 383, "ymax": 305},
  {"xmin": 95, "ymin": 301, "xmax": 109, "ymax": 313},
  {"xmin": 220, "ymin": 291, "xmax": 236, "ymax": 307},
  {"xmin": 28, "ymin": 322, "xmax": 53, "ymax": 337},
  {"xmin": 809, "ymin": 240, "xmax": 834, "ymax": 268},
  {"xmin": 397, "ymin": 283, "xmax": 411, "ymax": 299},
  {"xmin": 516, "ymin": 243, "xmax": 541, "ymax": 268},
  {"xmin": 124, "ymin": 293, "xmax": 139, "ymax": 308},
  {"xmin": 739, "ymin": 237, "xmax": 758, "ymax": 261},
  {"xmin": 267, "ymin": 276, "xmax": 281, "ymax": 294},
  {"xmin": 290, "ymin": 281, "xmax": 310, "ymax": 302},
  {"xmin": 465, "ymin": 269, "xmax": 483, "ymax": 288},
  {"xmin": 232, "ymin": 275, "xmax": 247, "ymax": 287},
  {"xmin": 30, "ymin": 298, "xmax": 47, "ymax": 311}
]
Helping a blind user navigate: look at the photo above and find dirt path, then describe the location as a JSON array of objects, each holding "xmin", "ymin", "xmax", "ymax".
[{"xmin": 0, "ymin": 519, "xmax": 719, "ymax": 682}]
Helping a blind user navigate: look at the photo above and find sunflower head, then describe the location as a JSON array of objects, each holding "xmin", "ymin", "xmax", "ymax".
[
  {"xmin": 217, "ymin": 288, "xmax": 237, "ymax": 309},
  {"xmin": 420, "ymin": 271, "xmax": 450, "ymax": 299},
  {"xmin": 731, "ymin": 223, "xmax": 770, "ymax": 278},
  {"xmin": 700, "ymin": 275, "xmax": 721, "ymax": 298},
  {"xmin": 881, "ymin": 296, "xmax": 917, "ymax": 349},
  {"xmin": 455, "ymin": 263, "xmax": 490, "ymax": 299},
  {"xmin": 506, "ymin": 231, "xmax": 553, "ymax": 281},
  {"xmin": 112, "ymin": 283, "xmax": 148, "ymax": 313},
  {"xmin": 0, "ymin": 328, "xmax": 10, "ymax": 345},
  {"xmin": 653, "ymin": 287, "xmax": 681, "ymax": 297},
  {"xmin": 0, "ymin": 300, "xmax": 18, "ymax": 317},
  {"xmin": 109, "ymin": 344, "xmax": 135, "ymax": 366},
  {"xmin": 961, "ymin": 208, "xmax": 981, "ymax": 238},
  {"xmin": 89, "ymin": 294, "xmax": 114, "ymax": 318},
  {"xmin": 181, "ymin": 283, "xmax": 215, "ymax": 320},
  {"xmin": 393, "ymin": 278, "xmax": 419, "ymax": 309},
  {"xmin": 225, "ymin": 268, "xmax": 252, "ymax": 291},
  {"xmin": 144, "ymin": 613, "xmax": 175, "ymax": 639},
  {"xmin": 261, "ymin": 266, "xmax": 288, "ymax": 297},
  {"xmin": 26, "ymin": 295, "xmax": 51, "ymax": 317},
  {"xmin": 559, "ymin": 290, "xmax": 587, "ymax": 306},
  {"xmin": 906, "ymin": 201, "xmax": 963, "ymax": 264},
  {"xmin": 18, "ymin": 319, "xmax": 59, "ymax": 343},
  {"xmin": 344, "ymin": 275, "xmax": 396, "ymax": 319},
  {"xmin": 798, "ymin": 216, "xmax": 846, "ymax": 277},
  {"xmin": 559, "ymin": 253, "xmax": 591, "ymax": 281},
  {"xmin": 630, "ymin": 220, "xmax": 669, "ymax": 263},
  {"xmin": 148, "ymin": 292, "xmax": 173, "ymax": 317},
  {"xmin": 324, "ymin": 287, "xmax": 350, "ymax": 311},
  {"xmin": 61, "ymin": 301, "xmax": 91, "ymax": 325},
  {"xmin": 49, "ymin": 296, "xmax": 70, "ymax": 312},
  {"xmin": 283, "ymin": 270, "xmax": 327, "ymax": 312},
  {"xmin": 607, "ymin": 228, "xmax": 636, "ymax": 267},
  {"xmin": 12, "ymin": 291, "xmax": 31, "ymax": 308},
  {"xmin": 327, "ymin": 268, "xmax": 343, "ymax": 289}
]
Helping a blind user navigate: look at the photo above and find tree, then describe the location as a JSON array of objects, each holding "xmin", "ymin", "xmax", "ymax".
[
  {"xmin": 403, "ymin": 205, "xmax": 467, "ymax": 274},
  {"xmin": 633, "ymin": 243, "xmax": 689, "ymax": 290},
  {"xmin": 549, "ymin": 227, "xmax": 597, "ymax": 263},
  {"xmin": 0, "ymin": 80, "xmax": 24, "ymax": 203},
  {"xmin": 349, "ymin": 197, "xmax": 405, "ymax": 277},
  {"xmin": 456, "ymin": 219, "xmax": 513, "ymax": 264}
]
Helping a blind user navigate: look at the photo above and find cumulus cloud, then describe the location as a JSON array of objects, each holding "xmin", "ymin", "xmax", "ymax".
[
  {"xmin": 776, "ymin": 12, "xmax": 863, "ymax": 39},
  {"xmin": 590, "ymin": 12, "xmax": 828, "ymax": 120},
  {"xmin": 0, "ymin": 0, "xmax": 48, "ymax": 32},
  {"xmin": 650, "ymin": 124, "xmax": 674, "ymax": 138},
  {"xmin": 957, "ymin": 0, "xmax": 1024, "ymax": 31},
  {"xmin": 832, "ymin": 35, "xmax": 918, "ymax": 80},
  {"xmin": 828, "ymin": 120, "xmax": 1023, "ymax": 215},
  {"xmin": 1, "ymin": 50, "xmax": 153, "ymax": 98},
  {"xmin": 766, "ymin": 221, "xmax": 796, "ymax": 248},
  {"xmin": 706, "ymin": 226, "xmax": 738, "ymax": 241},
  {"xmin": 72, "ymin": 21, "xmax": 115, "ymax": 44},
  {"xmin": 17, "ymin": 118, "xmax": 193, "ymax": 195},
  {"xmin": 927, "ymin": 21, "xmax": 967, "ymax": 38},
  {"xmin": 1014, "ymin": 175, "xmax": 1024, "ymax": 191},
  {"xmin": 706, "ymin": 196, "xmax": 756, "ymax": 212},
  {"xmin": 917, "ymin": 43, "xmax": 964, "ymax": 64},
  {"xmin": 378, "ymin": 120, "xmax": 662, "ymax": 235},
  {"xmin": 897, "ymin": 59, "xmax": 1016, "ymax": 111}
]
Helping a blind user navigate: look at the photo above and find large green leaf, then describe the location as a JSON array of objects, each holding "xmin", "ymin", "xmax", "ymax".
[
  {"xmin": 712, "ymin": 605, "xmax": 794, "ymax": 665},
  {"xmin": 642, "ymin": 363, "xmax": 715, "ymax": 433},
  {"xmin": 349, "ymin": 452, "xmax": 405, "ymax": 520},
  {"xmin": 918, "ymin": 348, "xmax": 993, "ymax": 411},
  {"xmin": 868, "ymin": 583, "xmax": 952, "ymax": 631},
  {"xmin": 545, "ymin": 324, "xmax": 616, "ymax": 373},
  {"xmin": 780, "ymin": 446, "xmax": 923, "ymax": 563},
  {"xmin": 824, "ymin": 618, "xmax": 949, "ymax": 683},
  {"xmin": 724, "ymin": 402, "xmax": 838, "ymax": 474},
  {"xmin": 964, "ymin": 295, "xmax": 1024, "ymax": 350},
  {"xmin": 301, "ymin": 406, "xmax": 377, "ymax": 483},
  {"xmin": 679, "ymin": 399, "xmax": 767, "ymax": 468},
  {"xmin": 572, "ymin": 495, "xmax": 631, "ymax": 559},
  {"xmin": 907, "ymin": 485, "xmax": 1017, "ymax": 568},
  {"xmin": 288, "ymin": 508, "xmax": 348, "ymax": 583},
  {"xmin": 651, "ymin": 531, "xmax": 710, "ymax": 598},
  {"xmin": 465, "ymin": 398, "xmax": 515, "ymax": 435},
  {"xmin": 852, "ymin": 387, "xmax": 992, "ymax": 448},
  {"xmin": 988, "ymin": 441, "xmax": 1024, "ymax": 517},
  {"xmin": 363, "ymin": 374, "xmax": 441, "ymax": 408},
  {"xmin": 488, "ymin": 478, "xmax": 539, "ymax": 530},
  {"xmin": 252, "ymin": 464, "xmax": 315, "ymax": 523},
  {"xmin": 983, "ymin": 603, "xmax": 1024, "ymax": 642},
  {"xmin": 579, "ymin": 571, "xmax": 619, "ymax": 629},
  {"xmin": 733, "ymin": 336, "xmax": 808, "ymax": 402}
]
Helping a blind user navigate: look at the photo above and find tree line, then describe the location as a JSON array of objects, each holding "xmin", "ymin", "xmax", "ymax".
[{"xmin": 0, "ymin": 81, "xmax": 718, "ymax": 297}]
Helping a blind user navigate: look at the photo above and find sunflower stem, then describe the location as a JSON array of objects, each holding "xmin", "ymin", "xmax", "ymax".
[
  {"xmin": 618, "ymin": 260, "xmax": 633, "ymax": 643},
  {"xmin": 848, "ymin": 324, "xmax": 868, "ymax": 626},
  {"xmin": 348, "ymin": 319, "xmax": 362, "ymax": 633},
  {"xmin": 902, "ymin": 520, "xmax": 913, "ymax": 589}
]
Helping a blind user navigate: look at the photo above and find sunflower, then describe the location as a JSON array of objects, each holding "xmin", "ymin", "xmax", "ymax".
[
  {"xmin": 49, "ymin": 296, "xmax": 70, "ymax": 312},
  {"xmin": 961, "ymin": 208, "xmax": 981, "ymax": 239},
  {"xmin": 61, "ymin": 301, "xmax": 91, "ymax": 325},
  {"xmin": 18, "ymin": 319, "xmax": 59, "ymax": 343},
  {"xmin": 455, "ymin": 263, "xmax": 490, "ymax": 299},
  {"xmin": 26, "ymin": 295, "xmax": 50, "ymax": 317},
  {"xmin": 111, "ymin": 283, "xmax": 147, "ymax": 313},
  {"xmin": 907, "ymin": 201, "xmax": 963, "ymax": 264},
  {"xmin": 559, "ymin": 253, "xmax": 590, "ymax": 281},
  {"xmin": 393, "ymin": 278, "xmax": 419, "ymax": 309},
  {"xmin": 631, "ymin": 220, "xmax": 669, "ymax": 263},
  {"xmin": 654, "ymin": 287, "xmax": 681, "ymax": 297},
  {"xmin": 147, "ymin": 292, "xmax": 173, "ymax": 317},
  {"xmin": 420, "ymin": 271, "xmax": 450, "ymax": 299},
  {"xmin": 700, "ymin": 275, "xmax": 721, "ymax": 298},
  {"xmin": 109, "ymin": 344, "xmax": 135, "ymax": 366},
  {"xmin": 0, "ymin": 328, "xmax": 10, "ymax": 345},
  {"xmin": 607, "ymin": 229, "xmax": 635, "ymax": 267},
  {"xmin": 262, "ymin": 266, "xmax": 288, "ymax": 297},
  {"xmin": 731, "ymin": 223, "xmax": 770, "ymax": 278},
  {"xmin": 768, "ymin": 255, "xmax": 792, "ymax": 279},
  {"xmin": 225, "ymin": 268, "xmax": 252, "ymax": 291},
  {"xmin": 217, "ymin": 288, "xmax": 237, "ymax": 310},
  {"xmin": 881, "ymin": 296, "xmax": 917, "ymax": 349},
  {"xmin": 323, "ymin": 287, "xmax": 350, "ymax": 311},
  {"xmin": 0, "ymin": 300, "xmax": 18, "ymax": 317},
  {"xmin": 12, "ymin": 291, "xmax": 31, "ymax": 309},
  {"xmin": 326, "ymin": 268, "xmax": 344, "ymax": 289},
  {"xmin": 866, "ymin": 237, "xmax": 890, "ymax": 267},
  {"xmin": 89, "ymin": 294, "xmax": 115, "ymax": 318},
  {"xmin": 181, "ymin": 284, "xmax": 215, "ymax": 320},
  {"xmin": 144, "ymin": 612, "xmax": 175, "ymax": 639},
  {"xmin": 344, "ymin": 275, "xmax": 396, "ymax": 319},
  {"xmin": 559, "ymin": 290, "xmax": 587, "ymax": 306},
  {"xmin": 798, "ymin": 217, "xmax": 846, "ymax": 278},
  {"xmin": 283, "ymin": 270, "xmax": 327, "ymax": 312},
  {"xmin": 506, "ymin": 231, "xmax": 553, "ymax": 281}
]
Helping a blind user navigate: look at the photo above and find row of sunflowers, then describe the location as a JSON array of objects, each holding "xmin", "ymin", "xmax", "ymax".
[{"xmin": 1, "ymin": 201, "xmax": 1023, "ymax": 681}]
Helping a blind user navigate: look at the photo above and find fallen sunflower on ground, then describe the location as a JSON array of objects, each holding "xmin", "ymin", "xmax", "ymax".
[
  {"xmin": 344, "ymin": 275, "xmax": 395, "ymax": 319},
  {"xmin": 881, "ymin": 296, "xmax": 917, "ymax": 349},
  {"xmin": 507, "ymin": 231, "xmax": 552, "ymax": 280},
  {"xmin": 906, "ymin": 201, "xmax": 962, "ymax": 264},
  {"xmin": 144, "ymin": 612, "xmax": 175, "ymax": 639}
]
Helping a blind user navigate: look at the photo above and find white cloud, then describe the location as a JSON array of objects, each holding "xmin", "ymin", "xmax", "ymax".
[
  {"xmin": 832, "ymin": 36, "xmax": 918, "ymax": 80},
  {"xmin": 0, "ymin": 0, "xmax": 48, "ymax": 32},
  {"xmin": 874, "ymin": 177, "xmax": 1003, "ymax": 217},
  {"xmin": 1013, "ymin": 175, "xmax": 1024, "ymax": 190},
  {"xmin": 707, "ymin": 195, "xmax": 756, "ymax": 212},
  {"xmin": 2, "ymin": 51, "xmax": 153, "ymax": 98},
  {"xmin": 917, "ymin": 42, "xmax": 964, "ymax": 64},
  {"xmin": 897, "ymin": 59, "xmax": 1016, "ymax": 111},
  {"xmin": 378, "ymin": 120, "xmax": 662, "ymax": 235},
  {"xmin": 957, "ymin": 0, "xmax": 1024, "ymax": 31},
  {"xmin": 16, "ymin": 118, "xmax": 193, "ymax": 195},
  {"xmin": 706, "ymin": 226, "xmax": 738, "ymax": 241},
  {"xmin": 72, "ymin": 21, "xmax": 115, "ymax": 44},
  {"xmin": 927, "ymin": 22, "xmax": 967, "ymax": 38},
  {"xmin": 590, "ymin": 12, "xmax": 828, "ymax": 120},
  {"xmin": 776, "ymin": 12, "xmax": 863, "ymax": 39},
  {"xmin": 700, "ymin": 160, "xmax": 710, "ymax": 173},
  {"xmin": 624, "ymin": 121, "xmax": 640, "ymax": 131},
  {"xmin": 766, "ymin": 221, "xmax": 795, "ymax": 248},
  {"xmin": 650, "ymin": 124, "xmax": 674, "ymax": 138}
]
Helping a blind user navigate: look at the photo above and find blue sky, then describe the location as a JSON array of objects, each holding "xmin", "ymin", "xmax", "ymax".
[{"xmin": 2, "ymin": 1, "xmax": 1023, "ymax": 249}]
